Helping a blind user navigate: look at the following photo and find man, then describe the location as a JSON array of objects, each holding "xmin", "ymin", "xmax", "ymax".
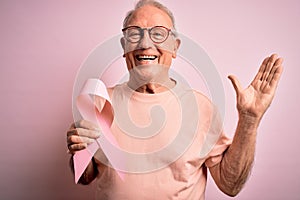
[{"xmin": 67, "ymin": 0, "xmax": 283, "ymax": 199}]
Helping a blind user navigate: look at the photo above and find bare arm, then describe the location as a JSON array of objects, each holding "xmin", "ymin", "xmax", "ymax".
[
  {"xmin": 67, "ymin": 120, "xmax": 101, "ymax": 185},
  {"xmin": 209, "ymin": 54, "xmax": 283, "ymax": 196}
]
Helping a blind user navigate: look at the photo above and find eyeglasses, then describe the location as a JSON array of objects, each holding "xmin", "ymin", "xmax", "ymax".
[{"xmin": 122, "ymin": 26, "xmax": 175, "ymax": 44}]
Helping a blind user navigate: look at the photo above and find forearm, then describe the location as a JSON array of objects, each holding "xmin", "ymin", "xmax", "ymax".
[
  {"xmin": 211, "ymin": 115, "xmax": 260, "ymax": 196},
  {"xmin": 69, "ymin": 156, "xmax": 98, "ymax": 185},
  {"xmin": 212, "ymin": 53, "xmax": 283, "ymax": 196}
]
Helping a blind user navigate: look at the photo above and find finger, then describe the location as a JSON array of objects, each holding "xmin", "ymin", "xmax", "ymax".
[
  {"xmin": 75, "ymin": 120, "xmax": 101, "ymax": 131},
  {"xmin": 253, "ymin": 56, "xmax": 270, "ymax": 82},
  {"xmin": 269, "ymin": 65, "xmax": 283, "ymax": 88},
  {"xmin": 266, "ymin": 57, "xmax": 283, "ymax": 83},
  {"xmin": 67, "ymin": 128, "xmax": 101, "ymax": 139},
  {"xmin": 261, "ymin": 54, "xmax": 278, "ymax": 82},
  {"xmin": 76, "ymin": 127, "xmax": 101, "ymax": 139},
  {"xmin": 67, "ymin": 135, "xmax": 95, "ymax": 146},
  {"xmin": 67, "ymin": 128, "xmax": 100, "ymax": 144},
  {"xmin": 67, "ymin": 128, "xmax": 79, "ymax": 137},
  {"xmin": 68, "ymin": 143, "xmax": 88, "ymax": 154},
  {"xmin": 228, "ymin": 75, "xmax": 243, "ymax": 95}
]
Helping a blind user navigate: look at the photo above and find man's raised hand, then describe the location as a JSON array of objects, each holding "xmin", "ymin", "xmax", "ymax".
[{"xmin": 228, "ymin": 54, "xmax": 283, "ymax": 120}]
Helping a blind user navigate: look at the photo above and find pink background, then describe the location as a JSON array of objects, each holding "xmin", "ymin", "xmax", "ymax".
[{"xmin": 1, "ymin": 0, "xmax": 299, "ymax": 199}]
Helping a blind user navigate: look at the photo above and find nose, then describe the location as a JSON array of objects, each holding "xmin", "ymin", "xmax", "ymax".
[{"xmin": 137, "ymin": 30, "xmax": 155, "ymax": 49}]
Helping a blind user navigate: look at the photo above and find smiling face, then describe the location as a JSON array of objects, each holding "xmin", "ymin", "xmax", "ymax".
[{"xmin": 121, "ymin": 5, "xmax": 180, "ymax": 71}]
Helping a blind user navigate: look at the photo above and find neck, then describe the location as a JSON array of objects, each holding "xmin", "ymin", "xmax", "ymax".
[
  {"xmin": 133, "ymin": 79, "xmax": 176, "ymax": 94},
  {"xmin": 127, "ymin": 64, "xmax": 175, "ymax": 94}
]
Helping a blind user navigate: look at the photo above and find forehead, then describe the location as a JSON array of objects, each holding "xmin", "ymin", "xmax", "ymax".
[{"xmin": 127, "ymin": 5, "xmax": 173, "ymax": 28}]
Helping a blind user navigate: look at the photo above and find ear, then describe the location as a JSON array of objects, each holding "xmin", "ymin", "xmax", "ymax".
[
  {"xmin": 120, "ymin": 37, "xmax": 126, "ymax": 57},
  {"xmin": 172, "ymin": 38, "xmax": 181, "ymax": 58}
]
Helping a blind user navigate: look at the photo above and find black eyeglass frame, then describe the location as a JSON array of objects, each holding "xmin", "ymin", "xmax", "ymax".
[{"xmin": 122, "ymin": 25, "xmax": 176, "ymax": 44}]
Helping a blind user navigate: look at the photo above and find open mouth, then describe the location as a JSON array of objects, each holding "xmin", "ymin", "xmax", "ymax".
[{"xmin": 135, "ymin": 55, "xmax": 158, "ymax": 61}]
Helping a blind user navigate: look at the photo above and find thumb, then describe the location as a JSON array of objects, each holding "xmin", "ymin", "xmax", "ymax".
[{"xmin": 228, "ymin": 75, "xmax": 242, "ymax": 95}]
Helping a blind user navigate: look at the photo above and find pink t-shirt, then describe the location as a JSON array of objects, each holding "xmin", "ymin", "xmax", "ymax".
[{"xmin": 94, "ymin": 82, "xmax": 231, "ymax": 200}]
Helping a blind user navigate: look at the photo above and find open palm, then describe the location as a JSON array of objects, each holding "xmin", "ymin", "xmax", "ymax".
[{"xmin": 228, "ymin": 54, "xmax": 283, "ymax": 119}]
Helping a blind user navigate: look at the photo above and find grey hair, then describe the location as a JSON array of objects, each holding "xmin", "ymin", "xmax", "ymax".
[{"xmin": 123, "ymin": 0, "xmax": 176, "ymax": 30}]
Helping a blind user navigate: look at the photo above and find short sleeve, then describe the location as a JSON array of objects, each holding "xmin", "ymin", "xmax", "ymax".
[
  {"xmin": 204, "ymin": 132, "xmax": 232, "ymax": 168},
  {"xmin": 196, "ymin": 98, "xmax": 232, "ymax": 168}
]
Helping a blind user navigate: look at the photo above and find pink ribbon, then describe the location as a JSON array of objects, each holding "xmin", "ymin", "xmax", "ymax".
[{"xmin": 73, "ymin": 78, "xmax": 124, "ymax": 183}]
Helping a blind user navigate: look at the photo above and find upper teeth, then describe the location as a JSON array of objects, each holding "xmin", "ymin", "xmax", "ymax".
[{"xmin": 137, "ymin": 55, "xmax": 156, "ymax": 60}]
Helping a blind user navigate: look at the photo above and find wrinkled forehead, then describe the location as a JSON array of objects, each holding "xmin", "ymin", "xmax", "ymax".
[{"xmin": 126, "ymin": 5, "xmax": 173, "ymax": 29}]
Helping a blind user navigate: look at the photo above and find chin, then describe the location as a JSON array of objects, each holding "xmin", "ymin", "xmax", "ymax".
[{"xmin": 130, "ymin": 64, "xmax": 168, "ymax": 84}]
